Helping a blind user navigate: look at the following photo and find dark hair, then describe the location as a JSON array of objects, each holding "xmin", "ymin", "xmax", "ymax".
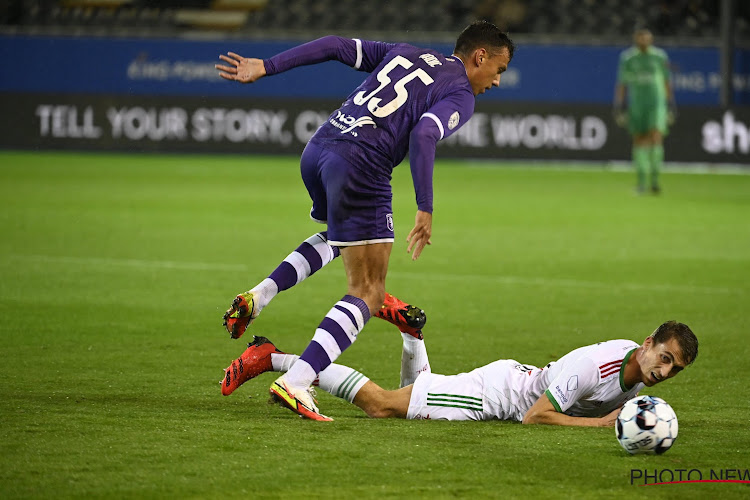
[
  {"xmin": 454, "ymin": 21, "xmax": 515, "ymax": 61},
  {"xmin": 651, "ymin": 321, "xmax": 699, "ymax": 365}
]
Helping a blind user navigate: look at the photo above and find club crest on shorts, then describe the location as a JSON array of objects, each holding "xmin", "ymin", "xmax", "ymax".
[{"xmin": 386, "ymin": 213, "xmax": 394, "ymax": 231}]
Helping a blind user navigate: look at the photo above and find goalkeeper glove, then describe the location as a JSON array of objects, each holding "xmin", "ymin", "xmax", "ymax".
[
  {"xmin": 612, "ymin": 103, "xmax": 627, "ymax": 128},
  {"xmin": 667, "ymin": 100, "xmax": 677, "ymax": 126}
]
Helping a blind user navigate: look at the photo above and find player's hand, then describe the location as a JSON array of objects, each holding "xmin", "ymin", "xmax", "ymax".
[
  {"xmin": 667, "ymin": 101, "xmax": 677, "ymax": 126},
  {"xmin": 600, "ymin": 407, "xmax": 621, "ymax": 427},
  {"xmin": 406, "ymin": 210, "xmax": 432, "ymax": 261},
  {"xmin": 215, "ymin": 52, "xmax": 266, "ymax": 83},
  {"xmin": 614, "ymin": 112, "xmax": 627, "ymax": 128},
  {"xmin": 612, "ymin": 105, "xmax": 627, "ymax": 128}
]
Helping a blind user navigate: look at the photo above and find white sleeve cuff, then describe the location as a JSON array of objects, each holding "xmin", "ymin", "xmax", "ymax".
[
  {"xmin": 353, "ymin": 38, "xmax": 363, "ymax": 69},
  {"xmin": 420, "ymin": 112, "xmax": 444, "ymax": 140}
]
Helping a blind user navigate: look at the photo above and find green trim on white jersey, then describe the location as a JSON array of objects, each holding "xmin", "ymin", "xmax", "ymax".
[
  {"xmin": 546, "ymin": 388, "xmax": 563, "ymax": 413},
  {"xmin": 619, "ymin": 348, "xmax": 637, "ymax": 392}
]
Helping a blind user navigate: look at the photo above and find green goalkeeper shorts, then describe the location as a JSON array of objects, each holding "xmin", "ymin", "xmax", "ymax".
[{"xmin": 628, "ymin": 102, "xmax": 668, "ymax": 135}]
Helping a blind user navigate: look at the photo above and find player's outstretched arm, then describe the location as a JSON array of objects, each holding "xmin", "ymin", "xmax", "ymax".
[
  {"xmin": 218, "ymin": 36, "xmax": 395, "ymax": 83},
  {"xmin": 406, "ymin": 115, "xmax": 442, "ymax": 261},
  {"xmin": 406, "ymin": 93, "xmax": 474, "ymax": 262},
  {"xmin": 522, "ymin": 393, "xmax": 617, "ymax": 427},
  {"xmin": 215, "ymin": 53, "xmax": 267, "ymax": 83}
]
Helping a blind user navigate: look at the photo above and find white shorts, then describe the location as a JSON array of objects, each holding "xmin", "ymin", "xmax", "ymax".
[{"xmin": 406, "ymin": 360, "xmax": 542, "ymax": 421}]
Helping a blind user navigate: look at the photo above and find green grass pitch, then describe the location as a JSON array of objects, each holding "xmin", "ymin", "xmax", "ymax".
[{"xmin": 1, "ymin": 151, "xmax": 749, "ymax": 498}]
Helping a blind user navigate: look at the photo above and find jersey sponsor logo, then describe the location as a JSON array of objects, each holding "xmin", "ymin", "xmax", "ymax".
[
  {"xmin": 340, "ymin": 116, "xmax": 376, "ymax": 135},
  {"xmin": 599, "ymin": 359, "xmax": 623, "ymax": 378},
  {"xmin": 554, "ymin": 385, "xmax": 568, "ymax": 404},
  {"xmin": 448, "ymin": 111, "xmax": 460, "ymax": 130},
  {"xmin": 631, "ymin": 71, "xmax": 659, "ymax": 84},
  {"xmin": 328, "ymin": 110, "xmax": 376, "ymax": 137},
  {"xmin": 386, "ymin": 213, "xmax": 394, "ymax": 231}
]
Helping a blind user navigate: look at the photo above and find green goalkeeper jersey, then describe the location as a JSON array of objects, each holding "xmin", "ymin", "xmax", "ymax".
[{"xmin": 617, "ymin": 46, "xmax": 670, "ymax": 108}]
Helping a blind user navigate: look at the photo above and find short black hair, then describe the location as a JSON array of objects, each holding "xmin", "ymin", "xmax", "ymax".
[
  {"xmin": 651, "ymin": 321, "xmax": 699, "ymax": 365},
  {"xmin": 454, "ymin": 20, "xmax": 515, "ymax": 61}
]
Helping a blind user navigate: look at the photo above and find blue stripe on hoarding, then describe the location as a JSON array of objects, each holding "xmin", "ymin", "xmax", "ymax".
[{"xmin": 2, "ymin": 35, "xmax": 743, "ymax": 104}]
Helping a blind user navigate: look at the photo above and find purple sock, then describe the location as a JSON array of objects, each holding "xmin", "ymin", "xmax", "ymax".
[
  {"xmin": 268, "ymin": 231, "xmax": 340, "ymax": 291},
  {"xmin": 299, "ymin": 295, "xmax": 371, "ymax": 375}
]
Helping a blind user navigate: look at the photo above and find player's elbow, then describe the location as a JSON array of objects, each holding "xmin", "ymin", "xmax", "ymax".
[
  {"xmin": 521, "ymin": 409, "xmax": 539, "ymax": 425},
  {"xmin": 316, "ymin": 35, "xmax": 347, "ymax": 48},
  {"xmin": 410, "ymin": 119, "xmax": 442, "ymax": 144},
  {"xmin": 522, "ymin": 408, "xmax": 550, "ymax": 425}
]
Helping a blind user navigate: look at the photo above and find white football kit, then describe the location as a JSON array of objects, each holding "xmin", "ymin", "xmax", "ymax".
[{"xmin": 407, "ymin": 339, "xmax": 644, "ymax": 421}]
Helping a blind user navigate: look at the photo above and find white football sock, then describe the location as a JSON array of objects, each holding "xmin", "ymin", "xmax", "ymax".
[
  {"xmin": 271, "ymin": 352, "xmax": 298, "ymax": 373},
  {"xmin": 282, "ymin": 358, "xmax": 317, "ymax": 389},
  {"xmin": 271, "ymin": 352, "xmax": 368, "ymax": 402},
  {"xmin": 250, "ymin": 278, "xmax": 279, "ymax": 313},
  {"xmin": 253, "ymin": 232, "xmax": 340, "ymax": 313},
  {"xmin": 271, "ymin": 353, "xmax": 367, "ymax": 402},
  {"xmin": 317, "ymin": 363, "xmax": 369, "ymax": 403},
  {"xmin": 400, "ymin": 333, "xmax": 431, "ymax": 387}
]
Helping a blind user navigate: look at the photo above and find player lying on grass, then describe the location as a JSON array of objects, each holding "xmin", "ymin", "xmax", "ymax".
[{"xmin": 221, "ymin": 298, "xmax": 698, "ymax": 424}]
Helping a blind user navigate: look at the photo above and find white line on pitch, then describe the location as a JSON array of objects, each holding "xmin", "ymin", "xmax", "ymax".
[
  {"xmin": 388, "ymin": 271, "xmax": 737, "ymax": 295},
  {"xmin": 9, "ymin": 254, "xmax": 741, "ymax": 295},
  {"xmin": 10, "ymin": 254, "xmax": 238, "ymax": 272}
]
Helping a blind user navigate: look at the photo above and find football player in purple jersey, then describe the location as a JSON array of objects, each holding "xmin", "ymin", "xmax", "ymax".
[{"xmin": 216, "ymin": 21, "xmax": 515, "ymax": 420}]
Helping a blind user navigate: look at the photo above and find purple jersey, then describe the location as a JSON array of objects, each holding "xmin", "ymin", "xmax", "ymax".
[{"xmin": 264, "ymin": 37, "xmax": 475, "ymax": 213}]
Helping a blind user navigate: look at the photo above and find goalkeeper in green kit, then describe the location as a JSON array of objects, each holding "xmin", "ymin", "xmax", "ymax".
[{"xmin": 614, "ymin": 28, "xmax": 676, "ymax": 194}]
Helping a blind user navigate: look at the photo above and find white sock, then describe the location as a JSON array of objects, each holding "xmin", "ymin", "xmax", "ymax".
[
  {"xmin": 282, "ymin": 358, "xmax": 317, "ymax": 388},
  {"xmin": 400, "ymin": 333, "xmax": 431, "ymax": 388},
  {"xmin": 317, "ymin": 363, "xmax": 369, "ymax": 403},
  {"xmin": 250, "ymin": 278, "xmax": 279, "ymax": 313},
  {"xmin": 271, "ymin": 353, "xmax": 368, "ymax": 402},
  {"xmin": 254, "ymin": 232, "xmax": 339, "ymax": 313},
  {"xmin": 271, "ymin": 352, "xmax": 298, "ymax": 373}
]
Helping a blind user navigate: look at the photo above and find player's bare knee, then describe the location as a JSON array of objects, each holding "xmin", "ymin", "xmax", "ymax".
[
  {"xmin": 362, "ymin": 391, "xmax": 398, "ymax": 419},
  {"xmin": 365, "ymin": 406, "xmax": 395, "ymax": 419},
  {"xmin": 368, "ymin": 404, "xmax": 399, "ymax": 419}
]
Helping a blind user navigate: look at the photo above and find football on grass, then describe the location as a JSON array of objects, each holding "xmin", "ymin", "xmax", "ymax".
[{"xmin": 616, "ymin": 395, "xmax": 678, "ymax": 455}]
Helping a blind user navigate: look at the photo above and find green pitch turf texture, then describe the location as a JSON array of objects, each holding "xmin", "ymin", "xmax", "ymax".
[{"xmin": 1, "ymin": 151, "xmax": 749, "ymax": 499}]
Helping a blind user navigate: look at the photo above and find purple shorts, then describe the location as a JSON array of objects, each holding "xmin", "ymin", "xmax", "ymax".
[{"xmin": 300, "ymin": 142, "xmax": 394, "ymax": 247}]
